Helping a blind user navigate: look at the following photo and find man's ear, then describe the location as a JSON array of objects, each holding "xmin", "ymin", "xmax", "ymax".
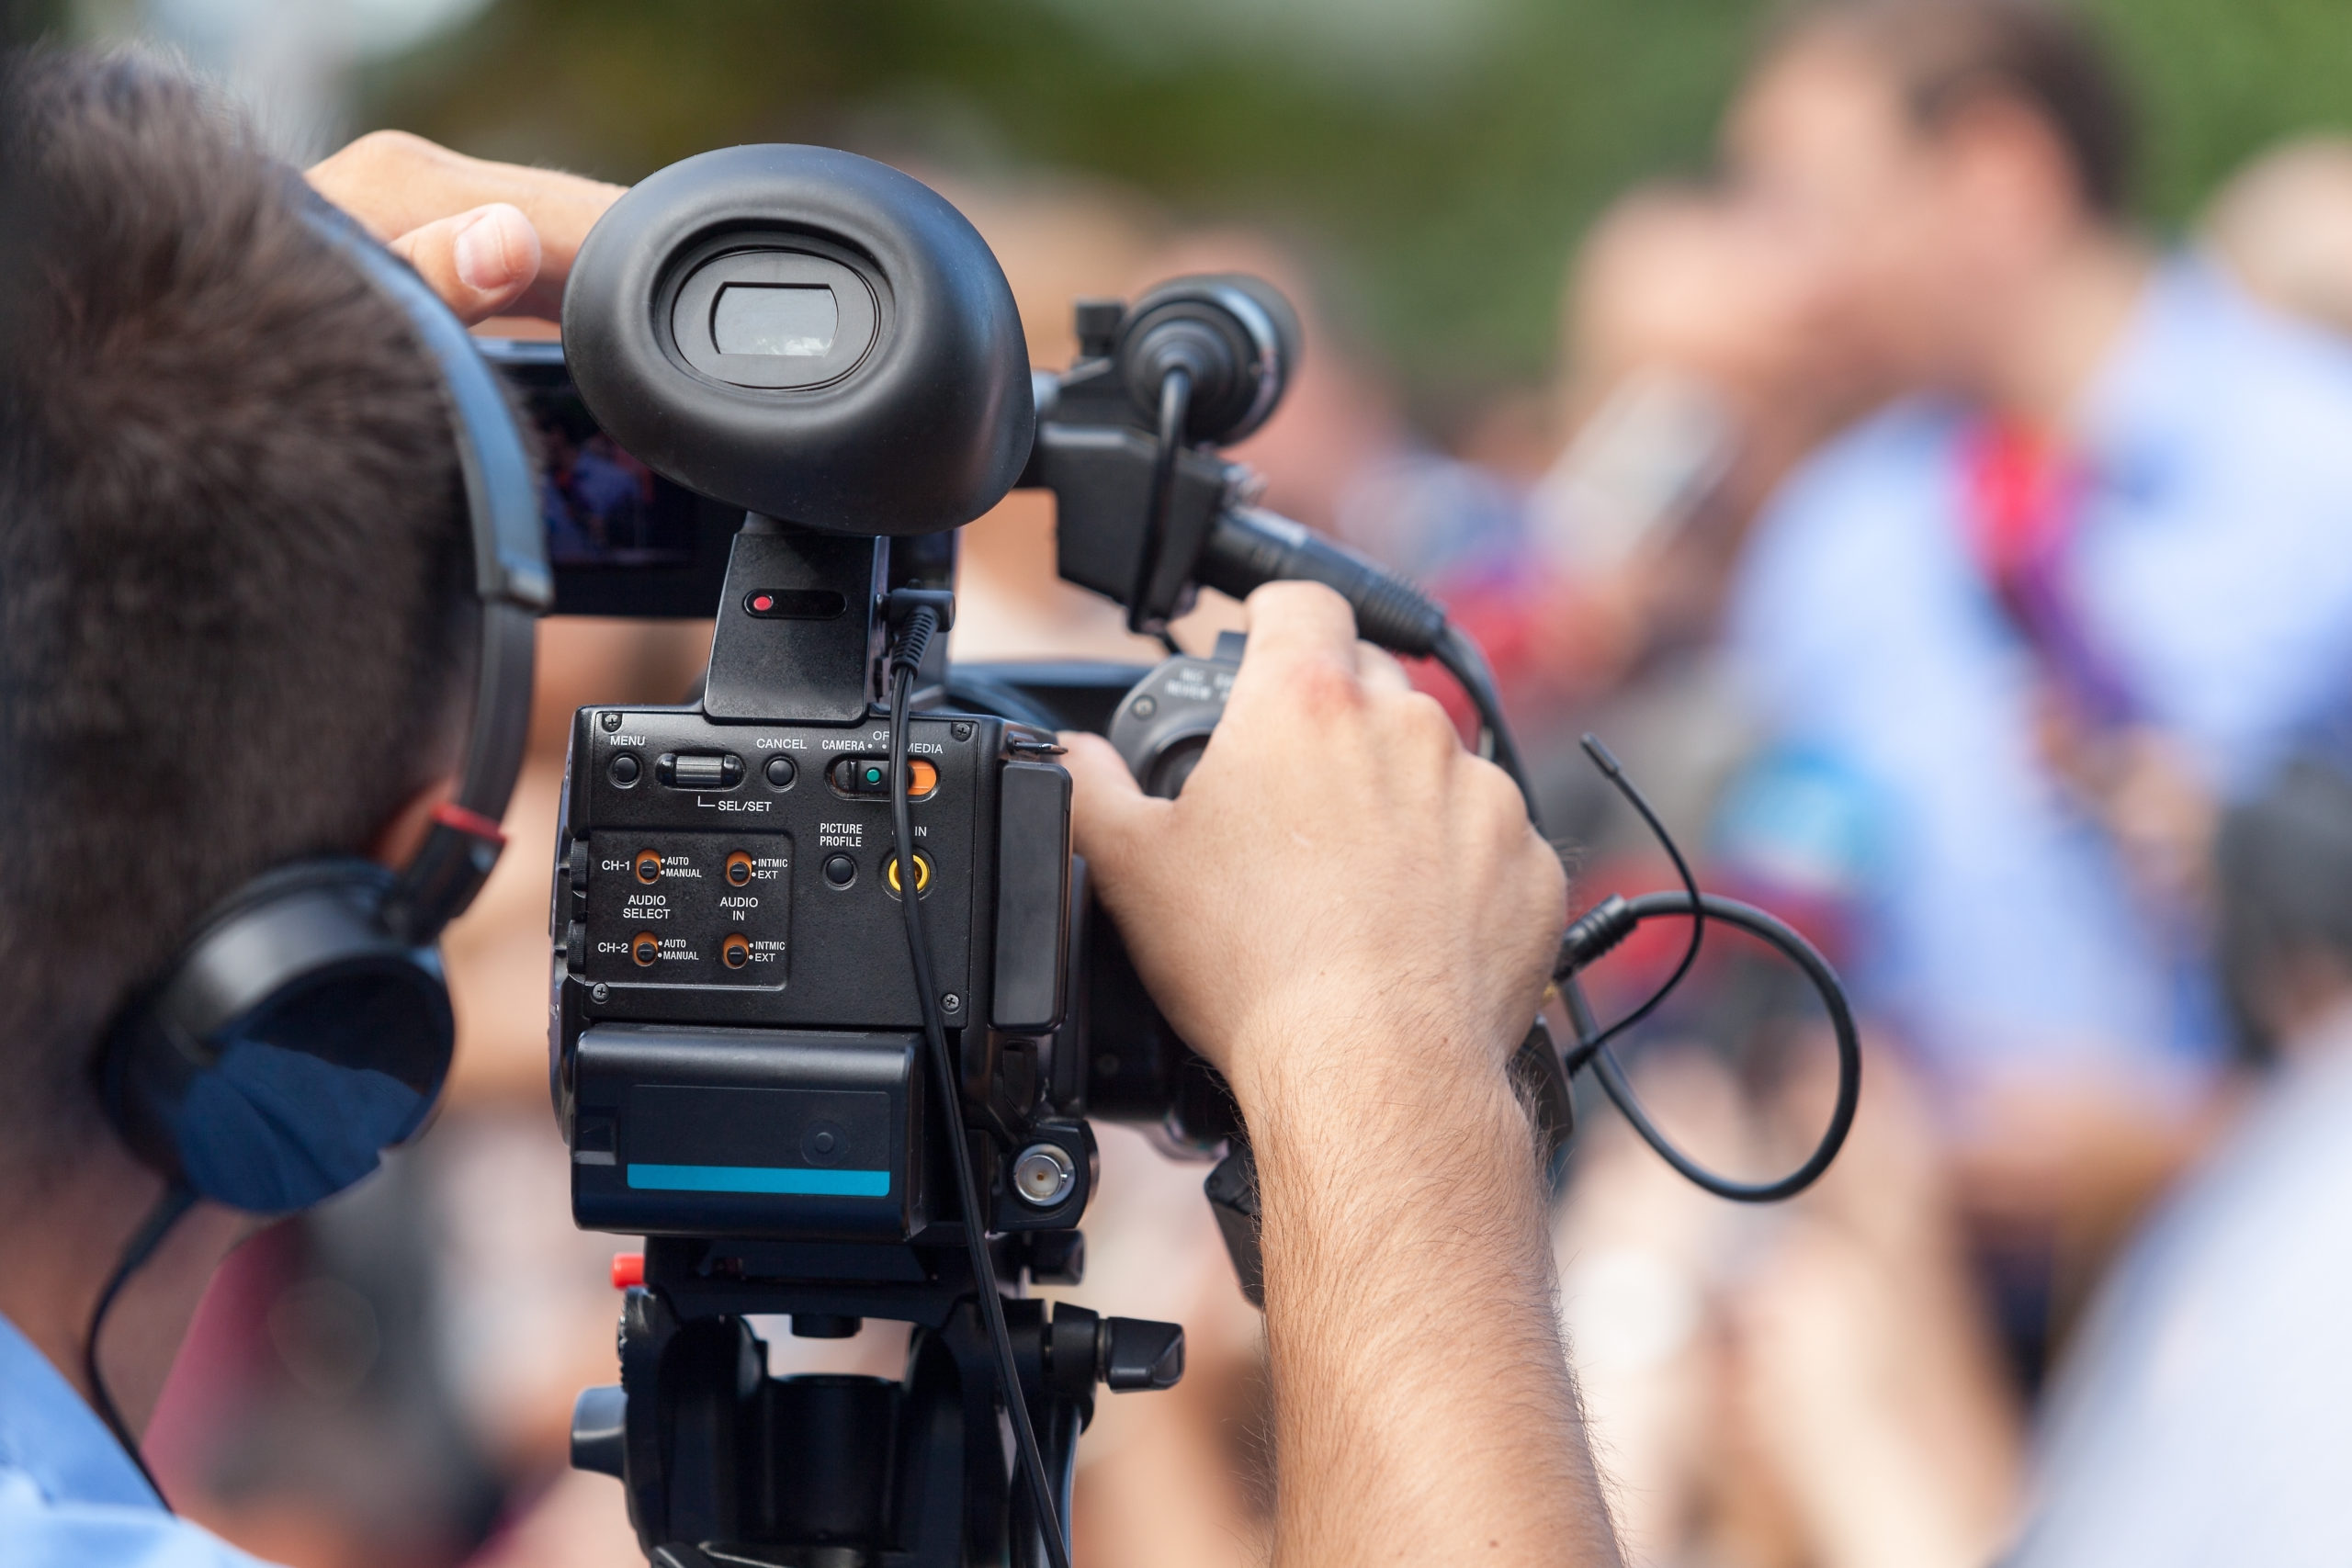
[{"xmin": 365, "ymin": 772, "xmax": 463, "ymax": 870}]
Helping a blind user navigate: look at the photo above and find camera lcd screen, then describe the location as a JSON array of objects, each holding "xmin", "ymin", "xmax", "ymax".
[
  {"xmin": 713, "ymin": 284, "xmax": 838, "ymax": 358},
  {"xmin": 491, "ymin": 343, "xmax": 699, "ymax": 568},
  {"xmin": 481, "ymin": 338, "xmax": 742, "ymax": 616}
]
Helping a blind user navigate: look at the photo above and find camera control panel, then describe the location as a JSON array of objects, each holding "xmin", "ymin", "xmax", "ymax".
[{"xmin": 553, "ymin": 705, "xmax": 1012, "ymax": 1031}]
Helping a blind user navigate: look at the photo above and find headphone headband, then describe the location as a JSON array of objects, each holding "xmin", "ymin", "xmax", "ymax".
[{"xmin": 298, "ymin": 204, "xmax": 551, "ymax": 942}]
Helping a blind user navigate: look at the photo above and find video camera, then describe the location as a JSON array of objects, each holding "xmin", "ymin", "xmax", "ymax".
[{"xmin": 526, "ymin": 143, "xmax": 1860, "ymax": 1568}]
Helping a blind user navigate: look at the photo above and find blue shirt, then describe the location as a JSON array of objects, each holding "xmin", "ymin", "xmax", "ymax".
[
  {"xmin": 1728, "ymin": 260, "xmax": 2352, "ymax": 1089},
  {"xmin": 2008, "ymin": 1011, "xmax": 2352, "ymax": 1565},
  {"xmin": 0, "ymin": 1310, "xmax": 273, "ymax": 1566}
]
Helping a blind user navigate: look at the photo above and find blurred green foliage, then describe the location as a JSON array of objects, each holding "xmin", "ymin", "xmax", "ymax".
[
  {"xmin": 5, "ymin": 0, "xmax": 65, "ymax": 43},
  {"xmin": 368, "ymin": 0, "xmax": 2352, "ymax": 414}
]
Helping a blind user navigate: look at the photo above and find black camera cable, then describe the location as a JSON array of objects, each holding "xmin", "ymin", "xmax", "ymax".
[
  {"xmin": 1192, "ymin": 504, "xmax": 1537, "ymax": 810},
  {"xmin": 1552, "ymin": 739, "xmax": 1861, "ymax": 1201},
  {"xmin": 1563, "ymin": 734, "xmax": 1704, "ymax": 1060},
  {"xmin": 84, "ymin": 1179, "xmax": 196, "ymax": 1507},
  {"xmin": 1181, "ymin": 506, "xmax": 1860, "ymax": 1196},
  {"xmin": 1256, "ymin": 534, "xmax": 1857, "ymax": 1194},
  {"xmin": 1126, "ymin": 367, "xmax": 1193, "ymax": 639},
  {"xmin": 887, "ymin": 604, "xmax": 1074, "ymax": 1568},
  {"xmin": 1432, "ymin": 623, "xmax": 1539, "ymax": 814}
]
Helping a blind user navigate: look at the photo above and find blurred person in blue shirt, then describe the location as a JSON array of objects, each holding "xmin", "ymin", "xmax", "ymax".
[
  {"xmin": 1726, "ymin": 761, "xmax": 2352, "ymax": 1568},
  {"xmin": 1719, "ymin": 0, "xmax": 2352, "ymax": 1243},
  {"xmin": 2005, "ymin": 760, "xmax": 2352, "ymax": 1565}
]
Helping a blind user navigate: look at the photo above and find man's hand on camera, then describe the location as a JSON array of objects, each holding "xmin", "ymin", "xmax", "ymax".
[
  {"xmin": 1067, "ymin": 583, "xmax": 1623, "ymax": 1567},
  {"xmin": 306, "ymin": 130, "xmax": 623, "ymax": 323},
  {"xmin": 1066, "ymin": 581, "xmax": 1565, "ymax": 1117}
]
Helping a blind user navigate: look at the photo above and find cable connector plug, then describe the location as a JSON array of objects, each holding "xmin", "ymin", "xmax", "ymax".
[
  {"xmin": 884, "ymin": 589, "xmax": 954, "ymax": 681},
  {"xmin": 1557, "ymin": 893, "xmax": 1637, "ymax": 980},
  {"xmin": 1580, "ymin": 731, "xmax": 1627, "ymax": 780}
]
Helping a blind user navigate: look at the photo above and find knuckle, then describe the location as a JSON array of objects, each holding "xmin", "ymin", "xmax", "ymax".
[
  {"xmin": 1246, "ymin": 580, "xmax": 1354, "ymax": 644},
  {"xmin": 1239, "ymin": 637, "xmax": 1362, "ymax": 714},
  {"xmin": 1394, "ymin": 690, "xmax": 1463, "ymax": 752},
  {"xmin": 1283, "ymin": 656, "xmax": 1367, "ymax": 721},
  {"xmin": 340, "ymin": 128, "xmax": 431, "ymax": 174},
  {"xmin": 1462, "ymin": 751, "xmax": 1533, "ymax": 828},
  {"xmin": 371, "ymin": 128, "xmax": 439, "ymax": 163},
  {"xmin": 1250, "ymin": 579, "xmax": 1346, "ymax": 617}
]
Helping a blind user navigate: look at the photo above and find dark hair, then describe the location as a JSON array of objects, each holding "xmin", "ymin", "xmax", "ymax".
[
  {"xmin": 2215, "ymin": 760, "xmax": 2352, "ymax": 1062},
  {"xmin": 0, "ymin": 49, "xmax": 477, "ymax": 1173},
  {"xmin": 1777, "ymin": 0, "xmax": 2136, "ymax": 216}
]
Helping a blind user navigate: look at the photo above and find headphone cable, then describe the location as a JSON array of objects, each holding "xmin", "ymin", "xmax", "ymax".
[{"xmin": 85, "ymin": 1179, "xmax": 196, "ymax": 1510}]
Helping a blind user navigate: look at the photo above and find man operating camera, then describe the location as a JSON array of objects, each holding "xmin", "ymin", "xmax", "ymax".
[{"xmin": 0, "ymin": 47, "xmax": 1619, "ymax": 1568}]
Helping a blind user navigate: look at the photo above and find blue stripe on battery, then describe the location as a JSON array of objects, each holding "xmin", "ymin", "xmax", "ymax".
[{"xmin": 626, "ymin": 1163, "xmax": 891, "ymax": 1197}]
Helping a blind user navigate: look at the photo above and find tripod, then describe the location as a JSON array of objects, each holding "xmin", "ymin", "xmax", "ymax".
[{"xmin": 570, "ymin": 1236, "xmax": 1183, "ymax": 1566}]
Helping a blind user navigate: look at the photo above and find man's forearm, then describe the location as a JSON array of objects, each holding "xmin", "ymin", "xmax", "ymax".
[
  {"xmin": 1249, "ymin": 1039, "xmax": 1623, "ymax": 1567},
  {"xmin": 1063, "ymin": 583, "xmax": 1591, "ymax": 1561}
]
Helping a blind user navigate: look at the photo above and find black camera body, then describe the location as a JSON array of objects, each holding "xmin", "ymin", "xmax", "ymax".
[
  {"xmin": 553, "ymin": 698, "xmax": 1092, "ymax": 1248},
  {"xmin": 543, "ymin": 142, "xmax": 1255, "ymax": 1285},
  {"xmin": 543, "ymin": 143, "xmax": 1291, "ymax": 1566}
]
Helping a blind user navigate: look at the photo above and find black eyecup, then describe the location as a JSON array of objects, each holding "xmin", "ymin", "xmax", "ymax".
[{"xmin": 561, "ymin": 144, "xmax": 1035, "ymax": 536}]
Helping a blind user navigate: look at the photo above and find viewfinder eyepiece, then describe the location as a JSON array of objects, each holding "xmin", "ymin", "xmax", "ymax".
[
  {"xmin": 672, "ymin": 250, "xmax": 872, "ymax": 388},
  {"xmin": 561, "ymin": 144, "xmax": 1034, "ymax": 536}
]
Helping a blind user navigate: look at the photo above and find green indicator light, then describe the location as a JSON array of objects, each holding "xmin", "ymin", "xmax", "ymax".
[{"xmin": 865, "ymin": 766, "xmax": 883, "ymax": 784}]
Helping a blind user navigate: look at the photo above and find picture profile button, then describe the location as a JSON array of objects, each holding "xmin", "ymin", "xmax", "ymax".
[{"xmin": 822, "ymin": 853, "xmax": 856, "ymax": 887}]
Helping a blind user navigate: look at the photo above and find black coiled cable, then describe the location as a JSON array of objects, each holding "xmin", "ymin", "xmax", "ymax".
[
  {"xmin": 1429, "ymin": 652, "xmax": 1860, "ymax": 1201},
  {"xmin": 1548, "ymin": 738, "xmax": 1861, "ymax": 1201},
  {"xmin": 1570, "ymin": 893, "xmax": 1860, "ymax": 1201}
]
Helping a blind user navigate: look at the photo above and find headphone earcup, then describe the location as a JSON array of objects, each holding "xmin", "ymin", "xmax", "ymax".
[{"xmin": 99, "ymin": 859, "xmax": 456, "ymax": 1213}]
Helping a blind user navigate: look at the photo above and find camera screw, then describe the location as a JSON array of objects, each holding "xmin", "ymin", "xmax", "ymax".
[
  {"xmin": 1012, "ymin": 1144, "xmax": 1077, "ymax": 1208},
  {"xmin": 950, "ymin": 721, "xmax": 975, "ymax": 742},
  {"xmin": 941, "ymin": 993, "xmax": 962, "ymax": 1015},
  {"xmin": 600, "ymin": 711, "xmax": 622, "ymax": 732},
  {"xmin": 591, "ymin": 983, "xmax": 610, "ymax": 1003}
]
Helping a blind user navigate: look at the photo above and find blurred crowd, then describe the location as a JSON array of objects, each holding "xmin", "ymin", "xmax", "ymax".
[{"xmin": 141, "ymin": 2, "xmax": 2352, "ymax": 1565}]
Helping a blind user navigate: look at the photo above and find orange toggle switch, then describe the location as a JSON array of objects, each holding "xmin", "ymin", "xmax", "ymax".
[
  {"xmin": 909, "ymin": 759, "xmax": 938, "ymax": 796},
  {"xmin": 611, "ymin": 1251, "xmax": 645, "ymax": 1289}
]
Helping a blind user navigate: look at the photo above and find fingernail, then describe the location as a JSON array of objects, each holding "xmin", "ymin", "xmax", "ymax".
[{"xmin": 454, "ymin": 210, "xmax": 510, "ymax": 292}]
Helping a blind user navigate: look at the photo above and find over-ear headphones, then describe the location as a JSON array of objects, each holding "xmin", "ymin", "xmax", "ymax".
[{"xmin": 96, "ymin": 201, "xmax": 552, "ymax": 1215}]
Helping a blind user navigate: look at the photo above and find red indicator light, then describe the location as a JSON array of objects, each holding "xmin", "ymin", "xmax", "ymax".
[{"xmin": 751, "ymin": 593, "xmax": 775, "ymax": 613}]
